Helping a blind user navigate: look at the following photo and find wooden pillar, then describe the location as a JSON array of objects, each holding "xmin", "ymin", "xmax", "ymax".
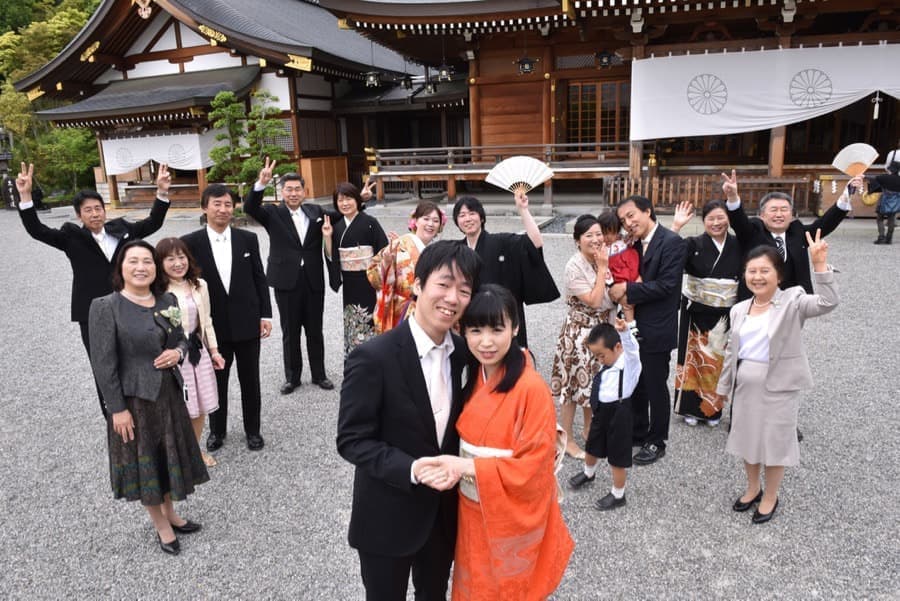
[
  {"xmin": 108, "ymin": 174, "xmax": 120, "ymax": 208},
  {"xmin": 197, "ymin": 167, "xmax": 208, "ymax": 200},
  {"xmin": 468, "ymin": 59, "xmax": 481, "ymax": 149},
  {"xmin": 629, "ymin": 141, "xmax": 643, "ymax": 179},
  {"xmin": 447, "ymin": 176, "xmax": 457, "ymax": 201},
  {"xmin": 768, "ymin": 126, "xmax": 786, "ymax": 177},
  {"xmin": 440, "ymin": 110, "xmax": 448, "ymax": 147}
]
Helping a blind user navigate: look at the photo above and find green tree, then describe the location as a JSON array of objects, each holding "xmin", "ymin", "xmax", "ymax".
[
  {"xmin": 37, "ymin": 126, "xmax": 98, "ymax": 191},
  {"xmin": 207, "ymin": 90, "xmax": 248, "ymax": 187},
  {"xmin": 240, "ymin": 90, "xmax": 292, "ymax": 187}
]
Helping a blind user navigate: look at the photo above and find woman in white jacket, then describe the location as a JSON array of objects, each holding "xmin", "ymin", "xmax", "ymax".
[{"xmin": 715, "ymin": 231, "xmax": 838, "ymax": 524}]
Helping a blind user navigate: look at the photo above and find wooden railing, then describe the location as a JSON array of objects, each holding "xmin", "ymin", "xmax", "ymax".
[
  {"xmin": 369, "ymin": 142, "xmax": 630, "ymax": 174},
  {"xmin": 606, "ymin": 174, "xmax": 814, "ymax": 212}
]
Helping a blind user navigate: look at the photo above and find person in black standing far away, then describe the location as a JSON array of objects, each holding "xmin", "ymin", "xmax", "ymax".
[{"xmin": 243, "ymin": 157, "xmax": 334, "ymax": 393}]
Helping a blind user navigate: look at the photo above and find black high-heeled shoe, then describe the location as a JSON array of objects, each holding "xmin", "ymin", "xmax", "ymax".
[
  {"xmin": 752, "ymin": 498, "xmax": 779, "ymax": 524},
  {"xmin": 171, "ymin": 520, "xmax": 202, "ymax": 534},
  {"xmin": 157, "ymin": 534, "xmax": 181, "ymax": 555},
  {"xmin": 732, "ymin": 489, "xmax": 763, "ymax": 512}
]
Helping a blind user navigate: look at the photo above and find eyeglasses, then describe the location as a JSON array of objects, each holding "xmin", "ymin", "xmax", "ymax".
[{"xmin": 283, "ymin": 187, "xmax": 304, "ymax": 193}]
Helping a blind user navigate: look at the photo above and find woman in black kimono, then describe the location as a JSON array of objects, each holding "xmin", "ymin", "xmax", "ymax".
[
  {"xmin": 670, "ymin": 200, "xmax": 743, "ymax": 426},
  {"xmin": 451, "ymin": 192, "xmax": 558, "ymax": 349},
  {"xmin": 323, "ymin": 182, "xmax": 388, "ymax": 355}
]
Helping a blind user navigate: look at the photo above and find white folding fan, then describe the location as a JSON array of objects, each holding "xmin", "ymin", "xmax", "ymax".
[
  {"xmin": 485, "ymin": 156, "xmax": 554, "ymax": 193},
  {"xmin": 832, "ymin": 143, "xmax": 879, "ymax": 176}
]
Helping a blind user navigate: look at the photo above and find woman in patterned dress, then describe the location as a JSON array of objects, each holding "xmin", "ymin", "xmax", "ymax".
[
  {"xmin": 88, "ymin": 240, "xmax": 208, "ymax": 555},
  {"xmin": 157, "ymin": 237, "xmax": 225, "ymax": 467},
  {"xmin": 366, "ymin": 200, "xmax": 446, "ymax": 334},
  {"xmin": 550, "ymin": 215, "xmax": 616, "ymax": 459},
  {"xmin": 670, "ymin": 201, "xmax": 742, "ymax": 427},
  {"xmin": 323, "ymin": 182, "xmax": 389, "ymax": 355}
]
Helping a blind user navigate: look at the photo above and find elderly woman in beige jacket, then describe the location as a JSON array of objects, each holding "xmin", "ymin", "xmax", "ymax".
[
  {"xmin": 716, "ymin": 230, "xmax": 838, "ymax": 524},
  {"xmin": 157, "ymin": 237, "xmax": 226, "ymax": 467}
]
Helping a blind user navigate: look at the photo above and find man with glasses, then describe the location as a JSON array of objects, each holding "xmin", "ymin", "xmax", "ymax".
[
  {"xmin": 244, "ymin": 158, "xmax": 334, "ymax": 394},
  {"xmin": 722, "ymin": 169, "xmax": 861, "ymax": 299}
]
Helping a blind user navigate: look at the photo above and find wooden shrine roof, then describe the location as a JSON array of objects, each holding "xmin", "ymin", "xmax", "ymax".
[{"xmin": 35, "ymin": 66, "xmax": 260, "ymax": 125}]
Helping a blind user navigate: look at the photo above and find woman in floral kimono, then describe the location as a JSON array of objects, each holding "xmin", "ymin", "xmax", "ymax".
[
  {"xmin": 366, "ymin": 200, "xmax": 445, "ymax": 334},
  {"xmin": 323, "ymin": 182, "xmax": 388, "ymax": 355},
  {"xmin": 420, "ymin": 284, "xmax": 573, "ymax": 600},
  {"xmin": 670, "ymin": 200, "xmax": 742, "ymax": 426}
]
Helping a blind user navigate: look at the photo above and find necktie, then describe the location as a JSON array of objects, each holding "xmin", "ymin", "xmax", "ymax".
[
  {"xmin": 429, "ymin": 345, "xmax": 449, "ymax": 446},
  {"xmin": 292, "ymin": 210, "xmax": 308, "ymax": 243},
  {"xmin": 774, "ymin": 235, "xmax": 786, "ymax": 262},
  {"xmin": 641, "ymin": 239, "xmax": 649, "ymax": 256}
]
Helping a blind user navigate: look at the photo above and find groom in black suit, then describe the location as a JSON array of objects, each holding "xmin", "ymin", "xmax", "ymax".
[
  {"xmin": 243, "ymin": 158, "xmax": 333, "ymax": 393},
  {"xmin": 610, "ymin": 195, "xmax": 687, "ymax": 465},
  {"xmin": 337, "ymin": 241, "xmax": 480, "ymax": 601},
  {"xmin": 15, "ymin": 162, "xmax": 171, "ymax": 417},
  {"xmin": 182, "ymin": 184, "xmax": 272, "ymax": 451}
]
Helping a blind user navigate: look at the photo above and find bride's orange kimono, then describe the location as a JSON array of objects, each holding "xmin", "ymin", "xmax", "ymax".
[{"xmin": 452, "ymin": 355, "xmax": 574, "ymax": 600}]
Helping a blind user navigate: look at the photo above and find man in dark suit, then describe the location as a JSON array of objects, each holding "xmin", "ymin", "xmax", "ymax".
[
  {"xmin": 243, "ymin": 159, "xmax": 333, "ymax": 393},
  {"xmin": 609, "ymin": 195, "xmax": 687, "ymax": 465},
  {"xmin": 182, "ymin": 184, "xmax": 273, "ymax": 452},
  {"xmin": 15, "ymin": 162, "xmax": 171, "ymax": 417},
  {"xmin": 723, "ymin": 170, "xmax": 860, "ymax": 298},
  {"xmin": 337, "ymin": 241, "xmax": 481, "ymax": 601}
]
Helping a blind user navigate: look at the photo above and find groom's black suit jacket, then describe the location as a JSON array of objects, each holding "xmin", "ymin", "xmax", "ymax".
[{"xmin": 337, "ymin": 320, "xmax": 466, "ymax": 558}]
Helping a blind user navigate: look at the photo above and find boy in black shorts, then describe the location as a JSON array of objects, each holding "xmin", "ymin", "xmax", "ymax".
[{"xmin": 568, "ymin": 318, "xmax": 641, "ymax": 510}]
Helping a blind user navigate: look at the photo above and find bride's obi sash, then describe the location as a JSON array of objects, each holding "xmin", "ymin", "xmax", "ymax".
[{"xmin": 458, "ymin": 439, "xmax": 512, "ymax": 503}]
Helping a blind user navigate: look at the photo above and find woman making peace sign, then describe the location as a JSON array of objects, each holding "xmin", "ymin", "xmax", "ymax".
[{"xmin": 715, "ymin": 230, "xmax": 838, "ymax": 524}]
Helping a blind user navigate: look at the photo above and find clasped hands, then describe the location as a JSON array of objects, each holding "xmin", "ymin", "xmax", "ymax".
[{"xmin": 413, "ymin": 455, "xmax": 472, "ymax": 491}]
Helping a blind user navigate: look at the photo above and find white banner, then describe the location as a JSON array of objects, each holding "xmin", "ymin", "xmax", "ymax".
[
  {"xmin": 630, "ymin": 43, "xmax": 900, "ymax": 141},
  {"xmin": 101, "ymin": 130, "xmax": 222, "ymax": 175}
]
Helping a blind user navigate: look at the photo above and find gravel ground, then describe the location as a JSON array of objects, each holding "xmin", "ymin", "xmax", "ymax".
[{"xmin": 0, "ymin": 204, "xmax": 897, "ymax": 600}]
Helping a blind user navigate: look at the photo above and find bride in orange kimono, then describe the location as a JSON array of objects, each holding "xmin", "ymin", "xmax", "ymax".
[{"xmin": 419, "ymin": 284, "xmax": 574, "ymax": 600}]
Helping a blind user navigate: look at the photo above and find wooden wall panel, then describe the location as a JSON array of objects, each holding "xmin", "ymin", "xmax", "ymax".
[
  {"xmin": 478, "ymin": 82, "xmax": 543, "ymax": 147},
  {"xmin": 300, "ymin": 156, "xmax": 348, "ymax": 199}
]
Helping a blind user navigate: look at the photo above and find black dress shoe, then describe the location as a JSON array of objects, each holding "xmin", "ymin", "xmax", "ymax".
[
  {"xmin": 171, "ymin": 520, "xmax": 202, "ymax": 534},
  {"xmin": 797, "ymin": 428, "xmax": 804, "ymax": 442},
  {"xmin": 595, "ymin": 492, "xmax": 626, "ymax": 511},
  {"xmin": 732, "ymin": 490, "xmax": 763, "ymax": 512},
  {"xmin": 247, "ymin": 434, "xmax": 265, "ymax": 451},
  {"xmin": 206, "ymin": 433, "xmax": 225, "ymax": 452},
  {"xmin": 157, "ymin": 534, "xmax": 180, "ymax": 555},
  {"xmin": 312, "ymin": 377, "xmax": 335, "ymax": 390},
  {"xmin": 568, "ymin": 471, "xmax": 595, "ymax": 489},
  {"xmin": 280, "ymin": 381, "xmax": 299, "ymax": 395},
  {"xmin": 633, "ymin": 443, "xmax": 665, "ymax": 465},
  {"xmin": 752, "ymin": 498, "xmax": 779, "ymax": 524}
]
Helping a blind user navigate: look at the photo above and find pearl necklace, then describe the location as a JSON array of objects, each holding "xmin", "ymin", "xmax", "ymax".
[
  {"xmin": 751, "ymin": 298, "xmax": 772, "ymax": 307},
  {"xmin": 121, "ymin": 289, "xmax": 154, "ymax": 302}
]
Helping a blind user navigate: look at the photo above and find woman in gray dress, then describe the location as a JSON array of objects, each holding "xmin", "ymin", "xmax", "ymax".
[
  {"xmin": 89, "ymin": 240, "xmax": 209, "ymax": 554},
  {"xmin": 715, "ymin": 232, "xmax": 837, "ymax": 524}
]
